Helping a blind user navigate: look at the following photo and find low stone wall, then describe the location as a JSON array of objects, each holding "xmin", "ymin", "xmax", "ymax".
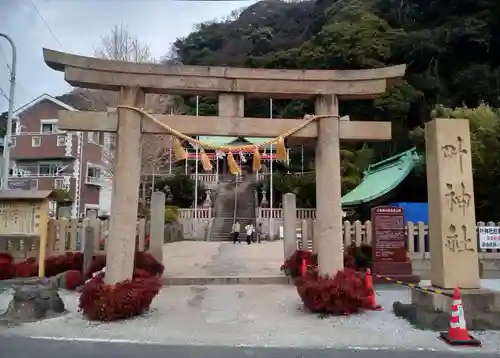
[
  {"xmin": 258, "ymin": 218, "xmax": 284, "ymax": 239},
  {"xmin": 180, "ymin": 218, "xmax": 213, "ymax": 240},
  {"xmin": 163, "ymin": 224, "xmax": 184, "ymax": 243}
]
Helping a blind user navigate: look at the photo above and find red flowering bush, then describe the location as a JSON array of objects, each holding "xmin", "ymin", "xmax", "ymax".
[
  {"xmin": 65, "ymin": 270, "xmax": 85, "ymax": 290},
  {"xmin": 0, "ymin": 253, "xmax": 15, "ymax": 279},
  {"xmin": 78, "ymin": 273, "xmax": 162, "ymax": 321},
  {"xmin": 134, "ymin": 251, "xmax": 164, "ymax": 277},
  {"xmin": 296, "ymin": 268, "xmax": 373, "ymax": 315},
  {"xmin": 281, "ymin": 250, "xmax": 316, "ymax": 278},
  {"xmin": 282, "ymin": 244, "xmax": 373, "ymax": 280}
]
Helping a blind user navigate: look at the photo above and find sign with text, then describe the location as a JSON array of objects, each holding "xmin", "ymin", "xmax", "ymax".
[
  {"xmin": 372, "ymin": 206, "xmax": 406, "ymax": 263},
  {"xmin": 478, "ymin": 226, "xmax": 500, "ymax": 249}
]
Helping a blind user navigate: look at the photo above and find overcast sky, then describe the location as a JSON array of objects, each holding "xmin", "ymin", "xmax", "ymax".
[{"xmin": 0, "ymin": 0, "xmax": 257, "ymax": 112}]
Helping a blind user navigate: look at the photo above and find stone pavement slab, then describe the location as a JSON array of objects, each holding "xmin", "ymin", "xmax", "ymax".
[
  {"xmin": 2, "ymin": 284, "xmax": 500, "ymax": 353},
  {"xmin": 162, "ymin": 241, "xmax": 284, "ymax": 277}
]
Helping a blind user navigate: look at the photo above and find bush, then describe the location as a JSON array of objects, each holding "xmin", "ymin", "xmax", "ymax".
[
  {"xmin": 0, "ymin": 253, "xmax": 15, "ymax": 280},
  {"xmin": 78, "ymin": 274, "xmax": 162, "ymax": 321},
  {"xmin": 280, "ymin": 250, "xmax": 315, "ymax": 278},
  {"xmin": 296, "ymin": 268, "xmax": 373, "ymax": 315},
  {"xmin": 281, "ymin": 245, "xmax": 373, "ymax": 279},
  {"xmin": 65, "ymin": 270, "xmax": 85, "ymax": 290},
  {"xmin": 165, "ymin": 205, "xmax": 179, "ymax": 224},
  {"xmin": 134, "ymin": 251, "xmax": 164, "ymax": 277}
]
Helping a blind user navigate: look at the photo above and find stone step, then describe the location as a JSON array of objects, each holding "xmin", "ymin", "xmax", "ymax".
[{"xmin": 162, "ymin": 275, "xmax": 292, "ymax": 286}]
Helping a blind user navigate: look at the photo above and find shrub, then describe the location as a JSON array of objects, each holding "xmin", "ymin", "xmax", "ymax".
[
  {"xmin": 65, "ymin": 270, "xmax": 85, "ymax": 290},
  {"xmin": 280, "ymin": 250, "xmax": 314, "ymax": 278},
  {"xmin": 165, "ymin": 205, "xmax": 179, "ymax": 224},
  {"xmin": 296, "ymin": 268, "xmax": 373, "ymax": 315},
  {"xmin": 0, "ymin": 253, "xmax": 15, "ymax": 280},
  {"xmin": 78, "ymin": 274, "xmax": 162, "ymax": 321},
  {"xmin": 282, "ymin": 245, "xmax": 373, "ymax": 279},
  {"xmin": 134, "ymin": 251, "xmax": 164, "ymax": 277}
]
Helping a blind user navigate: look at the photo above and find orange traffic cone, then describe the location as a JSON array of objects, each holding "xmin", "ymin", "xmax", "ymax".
[
  {"xmin": 439, "ymin": 287, "xmax": 481, "ymax": 346},
  {"xmin": 366, "ymin": 269, "xmax": 383, "ymax": 311}
]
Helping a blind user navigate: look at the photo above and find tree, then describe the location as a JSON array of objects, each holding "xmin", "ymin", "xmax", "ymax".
[
  {"xmin": 89, "ymin": 25, "xmax": 175, "ymax": 181},
  {"xmin": 94, "ymin": 25, "xmax": 153, "ymax": 63}
]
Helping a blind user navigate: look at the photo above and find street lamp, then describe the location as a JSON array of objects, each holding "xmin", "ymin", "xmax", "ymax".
[{"xmin": 0, "ymin": 33, "xmax": 17, "ymax": 190}]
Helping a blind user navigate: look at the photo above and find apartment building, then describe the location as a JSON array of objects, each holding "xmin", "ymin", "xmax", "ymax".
[{"xmin": 8, "ymin": 93, "xmax": 112, "ymax": 217}]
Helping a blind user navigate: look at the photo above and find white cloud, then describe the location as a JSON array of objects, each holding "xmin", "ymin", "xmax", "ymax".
[{"xmin": 0, "ymin": 0, "xmax": 257, "ymax": 112}]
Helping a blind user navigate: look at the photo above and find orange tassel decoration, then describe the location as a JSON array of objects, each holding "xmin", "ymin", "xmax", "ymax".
[
  {"xmin": 227, "ymin": 151, "xmax": 241, "ymax": 175},
  {"xmin": 252, "ymin": 147, "xmax": 262, "ymax": 172},
  {"xmin": 200, "ymin": 150, "xmax": 213, "ymax": 172},
  {"xmin": 275, "ymin": 136, "xmax": 287, "ymax": 161},
  {"xmin": 172, "ymin": 137, "xmax": 187, "ymax": 161}
]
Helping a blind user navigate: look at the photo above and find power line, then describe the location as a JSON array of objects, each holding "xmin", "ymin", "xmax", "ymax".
[{"xmin": 27, "ymin": 0, "xmax": 63, "ymax": 49}]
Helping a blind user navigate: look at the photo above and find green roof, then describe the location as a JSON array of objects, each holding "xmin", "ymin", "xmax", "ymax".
[
  {"xmin": 341, "ymin": 148, "xmax": 422, "ymax": 206},
  {"xmin": 198, "ymin": 136, "xmax": 275, "ymax": 150}
]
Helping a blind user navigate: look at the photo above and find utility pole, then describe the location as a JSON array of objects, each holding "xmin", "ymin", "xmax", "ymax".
[{"xmin": 0, "ymin": 34, "xmax": 17, "ymax": 190}]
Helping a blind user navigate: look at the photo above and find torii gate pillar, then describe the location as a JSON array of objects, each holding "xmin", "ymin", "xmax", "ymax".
[
  {"xmin": 315, "ymin": 95, "xmax": 343, "ymax": 275},
  {"xmin": 106, "ymin": 87, "xmax": 144, "ymax": 284}
]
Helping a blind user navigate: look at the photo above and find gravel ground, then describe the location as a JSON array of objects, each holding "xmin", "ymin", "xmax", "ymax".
[{"xmin": 1, "ymin": 284, "xmax": 500, "ymax": 353}]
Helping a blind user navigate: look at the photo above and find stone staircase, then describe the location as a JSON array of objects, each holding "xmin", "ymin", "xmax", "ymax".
[
  {"xmin": 209, "ymin": 181, "xmax": 236, "ymax": 241},
  {"xmin": 235, "ymin": 180, "xmax": 257, "ymax": 239}
]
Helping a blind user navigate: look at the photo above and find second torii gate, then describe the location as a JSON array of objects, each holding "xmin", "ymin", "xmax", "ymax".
[{"xmin": 43, "ymin": 48, "xmax": 405, "ymax": 284}]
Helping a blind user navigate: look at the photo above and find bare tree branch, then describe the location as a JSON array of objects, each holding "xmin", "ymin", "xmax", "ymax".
[{"xmin": 90, "ymin": 25, "xmax": 176, "ymax": 182}]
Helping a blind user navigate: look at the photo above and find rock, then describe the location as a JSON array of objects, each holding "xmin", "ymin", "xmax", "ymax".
[{"xmin": 0, "ymin": 283, "xmax": 66, "ymax": 323}]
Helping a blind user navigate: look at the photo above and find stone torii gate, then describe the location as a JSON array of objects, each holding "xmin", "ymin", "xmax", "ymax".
[{"xmin": 43, "ymin": 48, "xmax": 405, "ymax": 284}]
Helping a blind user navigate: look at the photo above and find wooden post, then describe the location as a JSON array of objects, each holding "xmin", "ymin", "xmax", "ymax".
[
  {"xmin": 105, "ymin": 87, "xmax": 145, "ymax": 285},
  {"xmin": 149, "ymin": 191, "xmax": 166, "ymax": 263},
  {"xmin": 83, "ymin": 210, "xmax": 98, "ymax": 274},
  {"xmin": 315, "ymin": 95, "xmax": 343, "ymax": 276},
  {"xmin": 38, "ymin": 200, "xmax": 50, "ymax": 277},
  {"xmin": 283, "ymin": 193, "xmax": 297, "ymax": 260}
]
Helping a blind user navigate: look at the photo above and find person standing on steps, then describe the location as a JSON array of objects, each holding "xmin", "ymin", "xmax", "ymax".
[
  {"xmin": 245, "ymin": 222, "xmax": 254, "ymax": 245},
  {"xmin": 232, "ymin": 220, "xmax": 241, "ymax": 243}
]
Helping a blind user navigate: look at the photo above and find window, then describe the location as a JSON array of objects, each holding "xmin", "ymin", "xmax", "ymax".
[
  {"xmin": 31, "ymin": 136, "xmax": 41, "ymax": 147},
  {"xmin": 39, "ymin": 162, "xmax": 65, "ymax": 176},
  {"xmin": 57, "ymin": 135, "xmax": 66, "ymax": 147},
  {"xmin": 9, "ymin": 137, "xmax": 16, "ymax": 148},
  {"xmin": 54, "ymin": 178, "xmax": 65, "ymax": 189},
  {"xmin": 88, "ymin": 132, "xmax": 97, "ymax": 143},
  {"xmin": 87, "ymin": 165, "xmax": 101, "ymax": 179},
  {"xmin": 88, "ymin": 132, "xmax": 105, "ymax": 145},
  {"xmin": 41, "ymin": 122, "xmax": 57, "ymax": 133}
]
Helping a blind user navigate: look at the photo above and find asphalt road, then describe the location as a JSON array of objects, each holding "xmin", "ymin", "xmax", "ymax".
[{"xmin": 0, "ymin": 336, "xmax": 494, "ymax": 358}]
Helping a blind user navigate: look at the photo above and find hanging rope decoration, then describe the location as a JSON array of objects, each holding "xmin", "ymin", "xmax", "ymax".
[{"xmin": 117, "ymin": 105, "xmax": 339, "ymax": 175}]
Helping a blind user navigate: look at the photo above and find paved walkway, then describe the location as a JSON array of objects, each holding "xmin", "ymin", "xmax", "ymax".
[
  {"xmin": 162, "ymin": 241, "xmax": 284, "ymax": 277},
  {"xmin": 2, "ymin": 285, "xmax": 500, "ymax": 352}
]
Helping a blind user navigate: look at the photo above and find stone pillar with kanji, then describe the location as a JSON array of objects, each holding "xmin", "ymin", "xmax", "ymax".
[{"xmin": 426, "ymin": 118, "xmax": 480, "ymax": 289}]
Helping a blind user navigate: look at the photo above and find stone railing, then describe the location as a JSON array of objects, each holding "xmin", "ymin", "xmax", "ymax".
[
  {"xmin": 258, "ymin": 208, "xmax": 316, "ymax": 219},
  {"xmin": 188, "ymin": 173, "xmax": 220, "ymax": 185},
  {"xmin": 177, "ymin": 208, "xmax": 212, "ymax": 219}
]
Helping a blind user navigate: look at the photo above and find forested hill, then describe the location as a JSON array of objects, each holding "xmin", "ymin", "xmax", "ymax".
[{"xmin": 171, "ymin": 0, "xmax": 500, "ymax": 156}]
